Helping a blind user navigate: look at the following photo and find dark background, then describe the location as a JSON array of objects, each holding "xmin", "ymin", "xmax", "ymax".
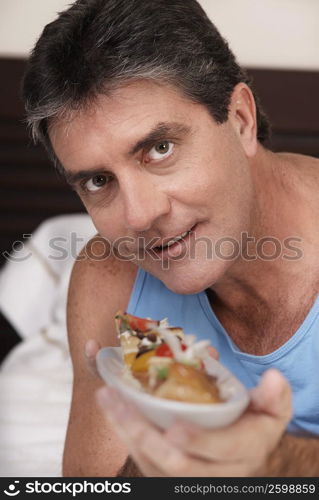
[{"xmin": 1, "ymin": 57, "xmax": 319, "ymax": 360}]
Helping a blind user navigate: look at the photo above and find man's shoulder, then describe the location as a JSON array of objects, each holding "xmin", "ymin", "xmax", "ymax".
[
  {"xmin": 67, "ymin": 235, "xmax": 138, "ymax": 350},
  {"xmin": 73, "ymin": 235, "xmax": 138, "ymax": 286},
  {"xmin": 283, "ymin": 152, "xmax": 319, "ymax": 179},
  {"xmin": 68, "ymin": 235, "xmax": 138, "ymax": 327}
]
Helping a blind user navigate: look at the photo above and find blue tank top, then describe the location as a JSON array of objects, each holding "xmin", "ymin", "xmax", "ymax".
[{"xmin": 127, "ymin": 268, "xmax": 319, "ymax": 436}]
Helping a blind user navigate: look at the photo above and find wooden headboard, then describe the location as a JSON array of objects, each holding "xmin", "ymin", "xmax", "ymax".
[
  {"xmin": 249, "ymin": 69, "xmax": 319, "ymax": 157},
  {"xmin": 0, "ymin": 58, "xmax": 84, "ymax": 268}
]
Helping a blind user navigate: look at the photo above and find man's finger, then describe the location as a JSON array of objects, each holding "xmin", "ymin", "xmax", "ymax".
[
  {"xmin": 207, "ymin": 345, "xmax": 219, "ymax": 360},
  {"xmin": 96, "ymin": 386, "xmax": 174, "ymax": 476}
]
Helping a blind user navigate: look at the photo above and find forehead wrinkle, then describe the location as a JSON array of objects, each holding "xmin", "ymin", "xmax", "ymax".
[{"xmin": 49, "ymin": 84, "xmax": 195, "ymax": 183}]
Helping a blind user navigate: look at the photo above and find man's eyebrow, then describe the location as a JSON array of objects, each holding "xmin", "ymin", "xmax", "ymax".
[{"xmin": 129, "ymin": 122, "xmax": 191, "ymax": 155}]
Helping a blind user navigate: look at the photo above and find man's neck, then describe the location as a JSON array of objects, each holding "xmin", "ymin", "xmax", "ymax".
[{"xmin": 210, "ymin": 148, "xmax": 319, "ymax": 318}]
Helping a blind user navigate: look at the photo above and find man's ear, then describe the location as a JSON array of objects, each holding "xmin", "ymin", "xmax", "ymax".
[{"xmin": 228, "ymin": 82, "xmax": 258, "ymax": 158}]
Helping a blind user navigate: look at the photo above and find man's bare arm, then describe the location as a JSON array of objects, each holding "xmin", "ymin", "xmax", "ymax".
[
  {"xmin": 263, "ymin": 433, "xmax": 319, "ymax": 477},
  {"xmin": 63, "ymin": 237, "xmax": 138, "ymax": 477}
]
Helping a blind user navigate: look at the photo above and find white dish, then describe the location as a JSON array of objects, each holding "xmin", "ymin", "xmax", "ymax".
[{"xmin": 97, "ymin": 347, "xmax": 250, "ymax": 430}]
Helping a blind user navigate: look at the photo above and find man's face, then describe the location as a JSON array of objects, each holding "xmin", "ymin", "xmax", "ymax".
[{"xmin": 50, "ymin": 80, "xmax": 254, "ymax": 294}]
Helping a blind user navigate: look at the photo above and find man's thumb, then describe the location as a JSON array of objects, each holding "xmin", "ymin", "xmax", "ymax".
[{"xmin": 249, "ymin": 369, "xmax": 292, "ymax": 423}]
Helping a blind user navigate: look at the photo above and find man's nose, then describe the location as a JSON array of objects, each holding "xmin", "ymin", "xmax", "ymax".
[{"xmin": 121, "ymin": 174, "xmax": 171, "ymax": 232}]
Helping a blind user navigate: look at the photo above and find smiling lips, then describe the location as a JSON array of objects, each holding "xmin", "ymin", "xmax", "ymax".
[
  {"xmin": 120, "ymin": 225, "xmax": 196, "ymax": 255},
  {"xmin": 153, "ymin": 225, "xmax": 195, "ymax": 252}
]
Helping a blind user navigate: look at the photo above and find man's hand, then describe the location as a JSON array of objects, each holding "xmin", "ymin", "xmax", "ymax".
[{"xmin": 96, "ymin": 369, "xmax": 292, "ymax": 477}]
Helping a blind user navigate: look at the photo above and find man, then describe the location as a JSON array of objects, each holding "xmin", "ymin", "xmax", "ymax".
[{"xmin": 22, "ymin": 0, "xmax": 319, "ymax": 476}]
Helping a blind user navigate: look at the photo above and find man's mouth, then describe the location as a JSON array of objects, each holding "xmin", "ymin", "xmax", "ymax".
[{"xmin": 152, "ymin": 225, "xmax": 196, "ymax": 253}]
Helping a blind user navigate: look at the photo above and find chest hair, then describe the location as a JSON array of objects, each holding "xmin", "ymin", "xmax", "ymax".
[{"xmin": 208, "ymin": 288, "xmax": 318, "ymax": 356}]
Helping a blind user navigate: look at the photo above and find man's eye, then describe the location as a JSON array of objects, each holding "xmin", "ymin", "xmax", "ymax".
[
  {"xmin": 148, "ymin": 141, "xmax": 174, "ymax": 161},
  {"xmin": 84, "ymin": 174, "xmax": 110, "ymax": 192}
]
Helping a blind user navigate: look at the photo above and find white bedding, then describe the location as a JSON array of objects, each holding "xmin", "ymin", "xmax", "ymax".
[{"xmin": 0, "ymin": 214, "xmax": 96, "ymax": 477}]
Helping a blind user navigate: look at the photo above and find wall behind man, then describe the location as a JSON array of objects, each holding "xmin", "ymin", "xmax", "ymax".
[
  {"xmin": 0, "ymin": 0, "xmax": 318, "ymax": 69},
  {"xmin": 200, "ymin": 0, "xmax": 319, "ymax": 70}
]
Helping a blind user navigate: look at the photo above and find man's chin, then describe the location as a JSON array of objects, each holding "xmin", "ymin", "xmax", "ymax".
[
  {"xmin": 162, "ymin": 276, "xmax": 217, "ymax": 295},
  {"xmin": 142, "ymin": 261, "xmax": 225, "ymax": 296}
]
